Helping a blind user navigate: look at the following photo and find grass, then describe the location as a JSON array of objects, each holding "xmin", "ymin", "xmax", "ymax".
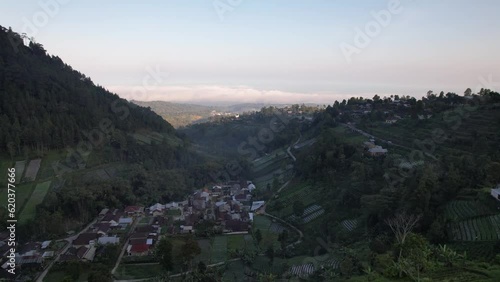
[
  {"xmin": 210, "ymin": 236, "xmax": 228, "ymax": 263},
  {"xmin": 19, "ymin": 180, "xmax": 51, "ymax": 223},
  {"xmin": 0, "ymin": 182, "xmax": 35, "ymax": 214},
  {"xmin": 114, "ymin": 263, "xmax": 165, "ymax": 280},
  {"xmin": 166, "ymin": 209, "xmax": 181, "ymax": 216},
  {"xmin": 0, "ymin": 158, "xmax": 13, "ymax": 185},
  {"xmin": 37, "ymin": 150, "xmax": 66, "ymax": 180},
  {"xmin": 227, "ymin": 234, "xmax": 246, "ymax": 251}
]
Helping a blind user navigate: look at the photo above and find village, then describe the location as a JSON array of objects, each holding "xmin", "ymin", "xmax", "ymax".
[{"xmin": 0, "ymin": 179, "xmax": 265, "ymax": 280}]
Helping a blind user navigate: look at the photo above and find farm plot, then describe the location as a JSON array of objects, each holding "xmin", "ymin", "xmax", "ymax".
[
  {"xmin": 269, "ymin": 222, "xmax": 287, "ymax": 234},
  {"xmin": 14, "ymin": 160, "xmax": 26, "ymax": 183},
  {"xmin": 211, "ymin": 236, "xmax": 228, "ymax": 263},
  {"xmin": 445, "ymin": 201, "xmax": 494, "ymax": 221},
  {"xmin": 23, "ymin": 159, "xmax": 41, "ymax": 182},
  {"xmin": 0, "ymin": 182, "xmax": 35, "ymax": 214},
  {"xmin": 288, "ymin": 263, "xmax": 315, "ymax": 277},
  {"xmin": 450, "ymin": 214, "xmax": 500, "ymax": 241},
  {"xmin": 341, "ymin": 219, "xmax": 358, "ymax": 232},
  {"xmin": 288, "ymin": 204, "xmax": 325, "ymax": 224},
  {"xmin": 19, "ymin": 181, "xmax": 51, "ymax": 223}
]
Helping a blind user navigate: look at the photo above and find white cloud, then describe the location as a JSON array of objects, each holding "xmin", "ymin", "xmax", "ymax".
[{"xmin": 106, "ymin": 85, "xmax": 362, "ymax": 105}]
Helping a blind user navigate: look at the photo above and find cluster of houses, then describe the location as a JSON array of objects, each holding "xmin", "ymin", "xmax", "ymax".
[
  {"xmin": 149, "ymin": 180, "xmax": 263, "ymax": 236},
  {"xmin": 0, "ymin": 237, "xmax": 54, "ymax": 272}
]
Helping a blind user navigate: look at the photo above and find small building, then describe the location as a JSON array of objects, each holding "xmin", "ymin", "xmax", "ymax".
[
  {"xmin": 124, "ymin": 206, "xmax": 144, "ymax": 216},
  {"xmin": 250, "ymin": 201, "xmax": 265, "ymax": 212},
  {"xmin": 127, "ymin": 244, "xmax": 149, "ymax": 256},
  {"xmin": 97, "ymin": 236, "xmax": 120, "ymax": 245},
  {"xmin": 72, "ymin": 233, "xmax": 98, "ymax": 248},
  {"xmin": 41, "ymin": 240, "xmax": 51, "ymax": 249},
  {"xmin": 180, "ymin": 225, "xmax": 193, "ymax": 234},
  {"xmin": 368, "ymin": 146, "xmax": 388, "ymax": 157}
]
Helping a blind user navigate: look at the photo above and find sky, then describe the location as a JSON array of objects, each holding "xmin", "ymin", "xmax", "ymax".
[{"xmin": 1, "ymin": 0, "xmax": 500, "ymax": 105}]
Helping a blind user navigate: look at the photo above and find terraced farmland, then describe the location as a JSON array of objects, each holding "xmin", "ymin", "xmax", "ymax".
[
  {"xmin": 449, "ymin": 214, "xmax": 500, "ymax": 241},
  {"xmin": 341, "ymin": 219, "xmax": 358, "ymax": 232},
  {"xmin": 288, "ymin": 204, "xmax": 325, "ymax": 224},
  {"xmin": 445, "ymin": 200, "xmax": 495, "ymax": 221}
]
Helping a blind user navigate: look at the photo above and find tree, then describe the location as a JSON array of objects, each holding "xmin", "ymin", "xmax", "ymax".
[
  {"xmin": 340, "ymin": 256, "xmax": 355, "ymax": 277},
  {"xmin": 181, "ymin": 237, "xmax": 201, "ymax": 267},
  {"xmin": 155, "ymin": 237, "xmax": 173, "ymax": 271},
  {"xmin": 265, "ymin": 246, "xmax": 275, "ymax": 265},
  {"xmin": 255, "ymin": 229, "xmax": 263, "ymax": 246},
  {"xmin": 293, "ymin": 200, "xmax": 304, "ymax": 217},
  {"xmin": 385, "ymin": 213, "xmax": 422, "ymax": 276},
  {"xmin": 464, "ymin": 88, "xmax": 472, "ymax": 96}
]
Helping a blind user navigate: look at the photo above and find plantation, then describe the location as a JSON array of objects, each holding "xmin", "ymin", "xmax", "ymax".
[
  {"xmin": 449, "ymin": 214, "xmax": 500, "ymax": 241},
  {"xmin": 445, "ymin": 200, "xmax": 495, "ymax": 221},
  {"xmin": 341, "ymin": 219, "xmax": 358, "ymax": 232}
]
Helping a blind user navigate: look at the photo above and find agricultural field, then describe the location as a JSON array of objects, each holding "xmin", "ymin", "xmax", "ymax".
[
  {"xmin": 271, "ymin": 184, "xmax": 321, "ymax": 218},
  {"xmin": 114, "ymin": 263, "xmax": 165, "ymax": 280},
  {"xmin": 253, "ymin": 215, "xmax": 280, "ymax": 249},
  {"xmin": 449, "ymin": 214, "xmax": 500, "ymax": 241},
  {"xmin": 23, "ymin": 158, "xmax": 41, "ymax": 182},
  {"xmin": 288, "ymin": 204, "xmax": 325, "ymax": 224},
  {"xmin": 210, "ymin": 235, "xmax": 228, "ymax": 263},
  {"xmin": 37, "ymin": 151, "xmax": 66, "ymax": 180},
  {"xmin": 19, "ymin": 180, "xmax": 51, "ymax": 223},
  {"xmin": 0, "ymin": 159, "xmax": 12, "ymax": 184},
  {"xmin": 341, "ymin": 219, "xmax": 358, "ymax": 232},
  {"xmin": 445, "ymin": 200, "xmax": 496, "ymax": 221},
  {"xmin": 14, "ymin": 160, "xmax": 26, "ymax": 184},
  {"xmin": 449, "ymin": 241, "xmax": 499, "ymax": 262},
  {"xmin": 1, "ymin": 182, "xmax": 35, "ymax": 214}
]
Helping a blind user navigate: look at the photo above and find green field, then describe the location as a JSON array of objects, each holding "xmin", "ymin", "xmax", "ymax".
[
  {"xmin": 37, "ymin": 151, "xmax": 67, "ymax": 180},
  {"xmin": 211, "ymin": 236, "xmax": 228, "ymax": 263},
  {"xmin": 19, "ymin": 180, "xmax": 51, "ymax": 223},
  {"xmin": 0, "ymin": 159, "xmax": 12, "ymax": 185},
  {"xmin": 445, "ymin": 200, "xmax": 496, "ymax": 222},
  {"xmin": 1, "ymin": 182, "xmax": 35, "ymax": 214},
  {"xmin": 114, "ymin": 263, "xmax": 165, "ymax": 280}
]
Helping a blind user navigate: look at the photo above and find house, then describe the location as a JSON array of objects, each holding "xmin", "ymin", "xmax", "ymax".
[
  {"xmin": 250, "ymin": 201, "xmax": 265, "ymax": 212},
  {"xmin": 224, "ymin": 220, "xmax": 250, "ymax": 233},
  {"xmin": 118, "ymin": 217, "xmax": 133, "ymax": 226},
  {"xmin": 72, "ymin": 233, "xmax": 98, "ymax": 247},
  {"xmin": 42, "ymin": 251, "xmax": 54, "ymax": 259},
  {"xmin": 180, "ymin": 225, "xmax": 193, "ymax": 234},
  {"xmin": 385, "ymin": 119, "xmax": 398, "ymax": 124},
  {"xmin": 127, "ymin": 244, "xmax": 149, "ymax": 256},
  {"xmin": 368, "ymin": 146, "xmax": 388, "ymax": 157},
  {"xmin": 98, "ymin": 208, "xmax": 109, "ymax": 219},
  {"xmin": 93, "ymin": 223, "xmax": 111, "ymax": 236},
  {"xmin": 41, "ymin": 240, "xmax": 51, "ymax": 249},
  {"xmin": 76, "ymin": 245, "xmax": 96, "ymax": 262},
  {"xmin": 491, "ymin": 186, "xmax": 500, "ymax": 201},
  {"xmin": 124, "ymin": 206, "xmax": 144, "ymax": 216},
  {"xmin": 97, "ymin": 236, "xmax": 120, "ymax": 245}
]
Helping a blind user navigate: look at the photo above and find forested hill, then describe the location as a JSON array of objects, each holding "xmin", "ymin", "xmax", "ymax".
[{"xmin": 0, "ymin": 26, "xmax": 175, "ymax": 156}]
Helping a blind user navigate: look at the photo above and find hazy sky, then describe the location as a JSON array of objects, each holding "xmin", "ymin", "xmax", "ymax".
[{"xmin": 1, "ymin": 0, "xmax": 499, "ymax": 104}]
